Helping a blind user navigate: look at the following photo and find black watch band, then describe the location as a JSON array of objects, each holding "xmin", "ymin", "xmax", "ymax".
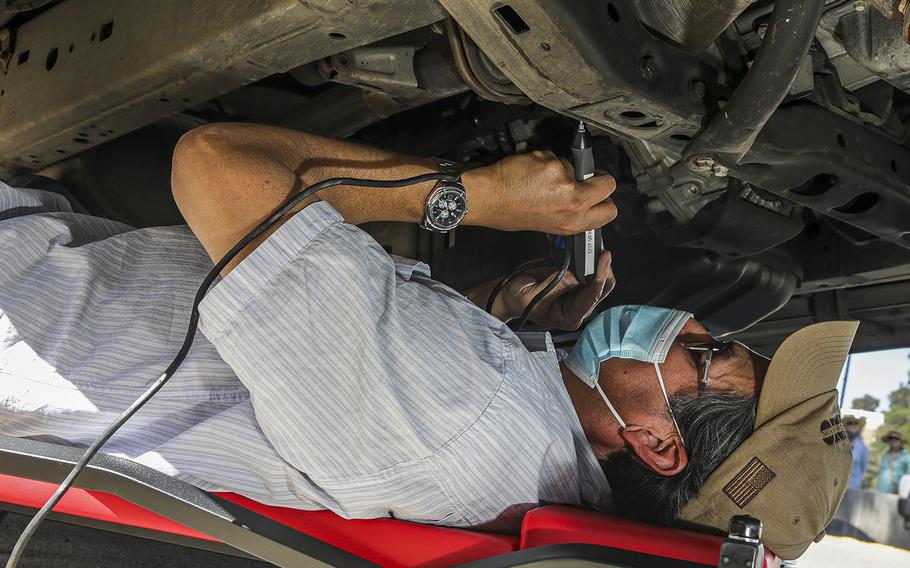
[{"xmin": 436, "ymin": 159, "xmax": 461, "ymax": 177}]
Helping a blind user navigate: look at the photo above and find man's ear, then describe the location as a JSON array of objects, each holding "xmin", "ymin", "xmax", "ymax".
[{"xmin": 620, "ymin": 425, "xmax": 688, "ymax": 476}]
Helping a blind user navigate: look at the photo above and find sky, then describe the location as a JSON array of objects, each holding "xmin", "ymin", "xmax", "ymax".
[{"xmin": 837, "ymin": 347, "xmax": 910, "ymax": 412}]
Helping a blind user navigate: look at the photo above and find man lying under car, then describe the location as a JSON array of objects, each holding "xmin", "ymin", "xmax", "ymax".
[{"xmin": 0, "ymin": 124, "xmax": 855, "ymax": 560}]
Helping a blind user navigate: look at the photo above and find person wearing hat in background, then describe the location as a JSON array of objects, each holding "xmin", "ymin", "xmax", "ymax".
[
  {"xmin": 845, "ymin": 416, "xmax": 869, "ymax": 489},
  {"xmin": 876, "ymin": 431, "xmax": 910, "ymax": 494}
]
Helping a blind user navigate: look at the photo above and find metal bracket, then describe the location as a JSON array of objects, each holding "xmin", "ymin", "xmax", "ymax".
[
  {"xmin": 718, "ymin": 515, "xmax": 764, "ymax": 568},
  {"xmin": 438, "ymin": 0, "xmax": 712, "ymax": 146},
  {"xmin": 322, "ymin": 46, "xmax": 419, "ymax": 96},
  {"xmin": 0, "ymin": 0, "xmax": 445, "ymax": 178}
]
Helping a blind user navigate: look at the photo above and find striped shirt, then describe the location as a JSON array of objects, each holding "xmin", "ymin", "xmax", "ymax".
[{"xmin": 0, "ymin": 181, "xmax": 610, "ymax": 530}]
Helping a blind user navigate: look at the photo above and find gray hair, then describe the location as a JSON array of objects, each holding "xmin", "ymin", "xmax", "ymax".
[{"xmin": 601, "ymin": 390, "xmax": 757, "ymax": 525}]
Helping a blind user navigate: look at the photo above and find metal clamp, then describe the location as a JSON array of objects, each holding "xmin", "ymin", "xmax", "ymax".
[
  {"xmin": 718, "ymin": 515, "xmax": 764, "ymax": 568},
  {"xmin": 321, "ymin": 46, "xmax": 419, "ymax": 97}
]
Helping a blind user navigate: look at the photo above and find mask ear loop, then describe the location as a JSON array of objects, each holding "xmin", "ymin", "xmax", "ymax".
[
  {"xmin": 653, "ymin": 362, "xmax": 685, "ymax": 447},
  {"xmin": 594, "ymin": 381, "xmax": 626, "ymax": 430}
]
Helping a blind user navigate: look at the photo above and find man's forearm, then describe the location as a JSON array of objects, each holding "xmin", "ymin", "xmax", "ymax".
[
  {"xmin": 172, "ymin": 123, "xmax": 495, "ymax": 270},
  {"xmin": 232, "ymin": 125, "xmax": 497, "ymax": 225},
  {"xmin": 172, "ymin": 123, "xmax": 618, "ymax": 273}
]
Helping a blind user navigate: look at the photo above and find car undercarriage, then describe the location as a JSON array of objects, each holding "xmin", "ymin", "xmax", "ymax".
[{"xmin": 1, "ymin": 0, "xmax": 910, "ymax": 355}]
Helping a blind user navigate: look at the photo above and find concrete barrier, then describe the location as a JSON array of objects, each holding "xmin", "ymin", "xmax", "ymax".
[{"xmin": 827, "ymin": 489, "xmax": 910, "ymax": 550}]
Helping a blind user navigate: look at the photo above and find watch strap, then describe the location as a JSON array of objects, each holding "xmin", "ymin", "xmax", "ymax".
[{"xmin": 436, "ymin": 159, "xmax": 462, "ymax": 177}]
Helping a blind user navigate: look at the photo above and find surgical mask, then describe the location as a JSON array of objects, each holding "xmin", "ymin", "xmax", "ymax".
[{"xmin": 565, "ymin": 305, "xmax": 693, "ymax": 445}]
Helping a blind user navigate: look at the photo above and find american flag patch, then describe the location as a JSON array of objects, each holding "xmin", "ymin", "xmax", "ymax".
[{"xmin": 723, "ymin": 457, "xmax": 776, "ymax": 509}]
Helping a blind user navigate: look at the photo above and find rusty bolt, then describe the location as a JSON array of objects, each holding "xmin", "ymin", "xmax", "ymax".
[
  {"xmin": 691, "ymin": 156, "xmax": 730, "ymax": 177},
  {"xmin": 853, "ymin": 1, "xmax": 868, "ymax": 11},
  {"xmin": 691, "ymin": 156, "xmax": 716, "ymax": 173},
  {"xmin": 682, "ymin": 183, "xmax": 701, "ymax": 198}
]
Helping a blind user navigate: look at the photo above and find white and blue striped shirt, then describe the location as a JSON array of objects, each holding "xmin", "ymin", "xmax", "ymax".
[{"xmin": 0, "ymin": 181, "xmax": 610, "ymax": 531}]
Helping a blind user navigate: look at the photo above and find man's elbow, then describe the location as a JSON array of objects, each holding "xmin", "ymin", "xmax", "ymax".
[
  {"xmin": 173, "ymin": 124, "xmax": 234, "ymax": 178},
  {"xmin": 171, "ymin": 123, "xmax": 245, "ymax": 210},
  {"xmin": 173, "ymin": 122, "xmax": 274, "ymax": 161}
]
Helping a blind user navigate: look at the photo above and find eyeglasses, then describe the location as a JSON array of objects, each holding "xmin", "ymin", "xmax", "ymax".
[{"xmin": 683, "ymin": 340, "xmax": 735, "ymax": 395}]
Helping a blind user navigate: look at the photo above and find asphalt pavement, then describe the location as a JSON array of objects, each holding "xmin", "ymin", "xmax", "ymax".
[{"xmin": 791, "ymin": 534, "xmax": 910, "ymax": 567}]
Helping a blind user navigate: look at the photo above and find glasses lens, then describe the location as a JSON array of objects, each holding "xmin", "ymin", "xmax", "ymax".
[{"xmin": 685, "ymin": 341, "xmax": 733, "ymax": 394}]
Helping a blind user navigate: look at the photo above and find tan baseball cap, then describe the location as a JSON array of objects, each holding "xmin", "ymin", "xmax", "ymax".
[{"xmin": 678, "ymin": 321, "xmax": 859, "ymax": 560}]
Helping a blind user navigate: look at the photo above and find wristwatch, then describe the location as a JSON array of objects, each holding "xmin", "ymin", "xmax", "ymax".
[{"xmin": 421, "ymin": 159, "xmax": 467, "ymax": 233}]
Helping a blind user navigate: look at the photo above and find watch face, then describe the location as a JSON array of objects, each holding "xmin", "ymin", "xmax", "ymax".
[{"xmin": 427, "ymin": 187, "xmax": 467, "ymax": 231}]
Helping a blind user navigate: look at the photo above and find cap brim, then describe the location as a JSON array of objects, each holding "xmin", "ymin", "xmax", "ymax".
[{"xmin": 755, "ymin": 321, "xmax": 859, "ymax": 428}]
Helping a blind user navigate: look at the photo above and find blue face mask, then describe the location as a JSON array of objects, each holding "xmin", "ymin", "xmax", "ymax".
[{"xmin": 565, "ymin": 305, "xmax": 692, "ymax": 444}]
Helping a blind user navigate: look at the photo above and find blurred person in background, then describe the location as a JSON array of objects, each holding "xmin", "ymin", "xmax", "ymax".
[
  {"xmin": 845, "ymin": 416, "xmax": 868, "ymax": 490},
  {"xmin": 876, "ymin": 430, "xmax": 910, "ymax": 494}
]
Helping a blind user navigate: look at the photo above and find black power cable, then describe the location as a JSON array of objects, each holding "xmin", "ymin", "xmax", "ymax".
[
  {"xmin": 485, "ymin": 254, "xmax": 572, "ymax": 332},
  {"xmin": 485, "ymin": 258, "xmax": 551, "ymax": 314},
  {"xmin": 513, "ymin": 249, "xmax": 570, "ymax": 332},
  {"xmin": 4, "ymin": 172, "xmax": 459, "ymax": 568}
]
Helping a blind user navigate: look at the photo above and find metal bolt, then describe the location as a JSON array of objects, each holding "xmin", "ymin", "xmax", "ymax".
[
  {"xmin": 682, "ymin": 183, "xmax": 701, "ymax": 198},
  {"xmin": 691, "ymin": 156, "xmax": 716, "ymax": 173},
  {"xmin": 853, "ymin": 0, "xmax": 867, "ymax": 11},
  {"xmin": 691, "ymin": 156, "xmax": 730, "ymax": 177},
  {"xmin": 639, "ymin": 55, "xmax": 657, "ymax": 80}
]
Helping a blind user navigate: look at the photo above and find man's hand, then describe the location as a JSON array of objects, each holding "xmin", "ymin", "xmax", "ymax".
[
  {"xmin": 498, "ymin": 252, "xmax": 615, "ymax": 330},
  {"xmin": 463, "ymin": 150, "xmax": 618, "ymax": 235},
  {"xmin": 173, "ymin": 124, "xmax": 618, "ymax": 272}
]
